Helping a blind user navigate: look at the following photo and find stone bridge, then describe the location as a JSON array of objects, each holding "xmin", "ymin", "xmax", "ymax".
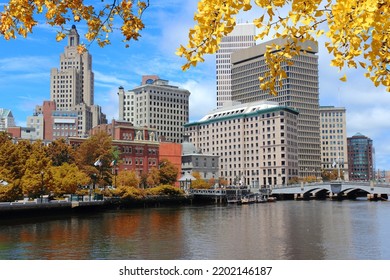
[{"xmin": 271, "ymin": 181, "xmax": 390, "ymax": 200}]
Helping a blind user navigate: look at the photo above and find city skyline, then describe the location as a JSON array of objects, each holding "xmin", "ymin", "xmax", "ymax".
[{"xmin": 1, "ymin": 1, "xmax": 390, "ymax": 170}]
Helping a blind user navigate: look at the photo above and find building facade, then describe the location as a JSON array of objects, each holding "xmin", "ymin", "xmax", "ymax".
[
  {"xmin": 49, "ymin": 25, "xmax": 106, "ymax": 137},
  {"xmin": 185, "ymin": 101, "xmax": 299, "ymax": 188},
  {"xmin": 83, "ymin": 119, "xmax": 160, "ymax": 175},
  {"xmin": 0, "ymin": 109, "xmax": 16, "ymax": 131},
  {"xmin": 230, "ymin": 37, "xmax": 321, "ymax": 179},
  {"xmin": 347, "ymin": 133, "xmax": 374, "ymax": 181},
  {"xmin": 216, "ymin": 23, "xmax": 256, "ymax": 108},
  {"xmin": 118, "ymin": 75, "xmax": 190, "ymax": 143},
  {"xmin": 181, "ymin": 135, "xmax": 219, "ymax": 180},
  {"xmin": 319, "ymin": 106, "xmax": 349, "ymax": 180}
]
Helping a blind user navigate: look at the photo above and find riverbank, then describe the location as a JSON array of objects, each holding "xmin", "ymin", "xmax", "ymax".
[{"xmin": 0, "ymin": 195, "xmax": 194, "ymax": 218}]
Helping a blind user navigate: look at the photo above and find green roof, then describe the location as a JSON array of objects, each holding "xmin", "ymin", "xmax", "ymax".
[{"xmin": 185, "ymin": 106, "xmax": 298, "ymax": 127}]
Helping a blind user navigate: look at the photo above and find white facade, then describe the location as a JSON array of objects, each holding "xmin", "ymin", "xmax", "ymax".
[
  {"xmin": 48, "ymin": 25, "xmax": 105, "ymax": 137},
  {"xmin": 26, "ymin": 114, "xmax": 44, "ymax": 140},
  {"xmin": 118, "ymin": 76, "xmax": 190, "ymax": 143},
  {"xmin": 50, "ymin": 25, "xmax": 94, "ymax": 109},
  {"xmin": 181, "ymin": 136, "xmax": 219, "ymax": 180},
  {"xmin": 320, "ymin": 106, "xmax": 349, "ymax": 180},
  {"xmin": 216, "ymin": 23, "xmax": 256, "ymax": 108},
  {"xmin": 185, "ymin": 101, "xmax": 299, "ymax": 187},
  {"xmin": 0, "ymin": 109, "xmax": 16, "ymax": 131},
  {"xmin": 231, "ymin": 38, "xmax": 321, "ymax": 179}
]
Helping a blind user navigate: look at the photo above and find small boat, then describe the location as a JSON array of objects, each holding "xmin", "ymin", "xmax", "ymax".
[
  {"xmin": 241, "ymin": 193, "xmax": 257, "ymax": 204},
  {"xmin": 267, "ymin": 196, "xmax": 277, "ymax": 202},
  {"xmin": 256, "ymin": 194, "xmax": 267, "ymax": 203}
]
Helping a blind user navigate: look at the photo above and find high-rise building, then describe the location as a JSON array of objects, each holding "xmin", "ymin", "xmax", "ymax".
[
  {"xmin": 0, "ymin": 108, "xmax": 15, "ymax": 131},
  {"xmin": 319, "ymin": 106, "xmax": 349, "ymax": 180},
  {"xmin": 185, "ymin": 101, "xmax": 299, "ymax": 187},
  {"xmin": 50, "ymin": 25, "xmax": 94, "ymax": 109},
  {"xmin": 230, "ymin": 37, "xmax": 321, "ymax": 178},
  {"xmin": 347, "ymin": 133, "xmax": 374, "ymax": 181},
  {"xmin": 118, "ymin": 75, "xmax": 190, "ymax": 143},
  {"xmin": 216, "ymin": 23, "xmax": 256, "ymax": 108},
  {"xmin": 48, "ymin": 25, "xmax": 106, "ymax": 137}
]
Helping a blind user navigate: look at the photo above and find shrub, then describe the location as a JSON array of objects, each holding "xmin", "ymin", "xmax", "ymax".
[
  {"xmin": 113, "ymin": 186, "xmax": 145, "ymax": 200},
  {"xmin": 145, "ymin": 185, "xmax": 184, "ymax": 196}
]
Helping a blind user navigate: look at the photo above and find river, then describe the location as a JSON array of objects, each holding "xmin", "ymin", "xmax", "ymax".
[{"xmin": 1, "ymin": 200, "xmax": 390, "ymax": 260}]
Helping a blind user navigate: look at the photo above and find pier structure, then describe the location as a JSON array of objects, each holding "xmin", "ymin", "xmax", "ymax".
[
  {"xmin": 271, "ymin": 181, "xmax": 390, "ymax": 201},
  {"xmin": 189, "ymin": 187, "xmax": 259, "ymax": 204},
  {"xmin": 189, "ymin": 188, "xmax": 228, "ymax": 204}
]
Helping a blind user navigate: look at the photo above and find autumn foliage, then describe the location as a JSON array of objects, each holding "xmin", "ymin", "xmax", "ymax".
[
  {"xmin": 1, "ymin": 1, "xmax": 388, "ymax": 92},
  {"xmin": 0, "ymin": 132, "xmax": 113, "ymax": 201},
  {"xmin": 177, "ymin": 0, "xmax": 389, "ymax": 94},
  {"xmin": 0, "ymin": 0, "xmax": 149, "ymax": 50}
]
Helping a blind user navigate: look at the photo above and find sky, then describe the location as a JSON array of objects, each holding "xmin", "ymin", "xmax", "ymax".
[{"xmin": 1, "ymin": 0, "xmax": 390, "ymax": 170}]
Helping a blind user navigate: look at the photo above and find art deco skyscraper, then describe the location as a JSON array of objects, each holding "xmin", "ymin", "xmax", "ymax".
[
  {"xmin": 216, "ymin": 23, "xmax": 256, "ymax": 108},
  {"xmin": 50, "ymin": 25, "xmax": 94, "ymax": 109},
  {"xmin": 48, "ymin": 25, "xmax": 106, "ymax": 137},
  {"xmin": 230, "ymin": 38, "xmax": 321, "ymax": 178}
]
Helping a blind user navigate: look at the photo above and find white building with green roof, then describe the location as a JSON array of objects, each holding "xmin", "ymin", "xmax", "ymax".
[{"xmin": 185, "ymin": 101, "xmax": 299, "ymax": 188}]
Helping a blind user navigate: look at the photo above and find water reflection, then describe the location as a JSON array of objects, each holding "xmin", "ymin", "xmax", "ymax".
[{"xmin": 1, "ymin": 201, "xmax": 390, "ymax": 260}]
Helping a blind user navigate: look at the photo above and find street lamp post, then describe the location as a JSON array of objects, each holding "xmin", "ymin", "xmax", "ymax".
[{"xmin": 40, "ymin": 171, "xmax": 44, "ymax": 203}]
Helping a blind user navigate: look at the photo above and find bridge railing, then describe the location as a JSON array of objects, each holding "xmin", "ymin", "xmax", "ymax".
[
  {"xmin": 271, "ymin": 181, "xmax": 390, "ymax": 189},
  {"xmin": 189, "ymin": 189, "xmax": 227, "ymax": 195}
]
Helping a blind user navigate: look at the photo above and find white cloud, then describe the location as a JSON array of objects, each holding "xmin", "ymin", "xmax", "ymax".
[
  {"xmin": 173, "ymin": 79, "xmax": 216, "ymax": 122},
  {"xmin": 94, "ymin": 70, "xmax": 130, "ymax": 88},
  {"xmin": 347, "ymin": 107, "xmax": 390, "ymax": 138},
  {"xmin": 0, "ymin": 56, "xmax": 55, "ymax": 72},
  {"xmin": 95, "ymin": 88, "xmax": 120, "ymax": 122}
]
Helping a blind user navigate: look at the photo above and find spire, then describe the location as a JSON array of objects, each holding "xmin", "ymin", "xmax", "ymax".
[{"xmin": 68, "ymin": 25, "xmax": 80, "ymax": 47}]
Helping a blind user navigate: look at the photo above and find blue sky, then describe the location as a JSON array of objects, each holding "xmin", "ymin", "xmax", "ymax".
[{"xmin": 1, "ymin": 0, "xmax": 390, "ymax": 170}]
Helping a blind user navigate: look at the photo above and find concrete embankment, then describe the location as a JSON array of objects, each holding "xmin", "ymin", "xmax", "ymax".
[
  {"xmin": 0, "ymin": 195, "xmax": 193, "ymax": 217},
  {"xmin": 0, "ymin": 200, "xmax": 106, "ymax": 217}
]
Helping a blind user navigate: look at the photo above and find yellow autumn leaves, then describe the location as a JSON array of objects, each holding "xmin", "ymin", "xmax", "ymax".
[
  {"xmin": 177, "ymin": 0, "xmax": 389, "ymax": 93},
  {"xmin": 0, "ymin": 0, "xmax": 149, "ymax": 52},
  {"xmin": 0, "ymin": 1, "xmax": 389, "ymax": 92}
]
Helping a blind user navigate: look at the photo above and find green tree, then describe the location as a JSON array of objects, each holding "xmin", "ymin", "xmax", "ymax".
[{"xmin": 159, "ymin": 159, "xmax": 179, "ymax": 186}]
